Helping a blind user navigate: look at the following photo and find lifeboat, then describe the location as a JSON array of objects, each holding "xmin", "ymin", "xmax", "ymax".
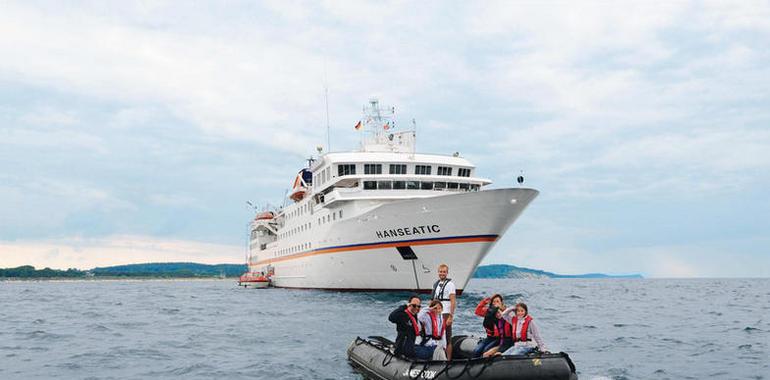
[
  {"xmin": 347, "ymin": 336, "xmax": 578, "ymax": 380},
  {"xmin": 288, "ymin": 168, "xmax": 312, "ymax": 202},
  {"xmin": 255, "ymin": 211, "xmax": 274, "ymax": 220},
  {"xmin": 238, "ymin": 272, "xmax": 270, "ymax": 289}
]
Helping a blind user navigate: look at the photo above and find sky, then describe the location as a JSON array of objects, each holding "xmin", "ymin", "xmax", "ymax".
[{"xmin": 1, "ymin": 1, "xmax": 769, "ymax": 277}]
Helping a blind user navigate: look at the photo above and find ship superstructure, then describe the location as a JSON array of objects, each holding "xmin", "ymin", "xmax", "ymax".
[{"xmin": 246, "ymin": 99, "xmax": 538, "ymax": 292}]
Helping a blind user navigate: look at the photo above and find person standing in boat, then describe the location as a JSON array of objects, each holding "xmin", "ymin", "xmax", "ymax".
[
  {"xmin": 388, "ymin": 295, "xmax": 432, "ymax": 360},
  {"xmin": 431, "ymin": 264, "xmax": 456, "ymax": 360},
  {"xmin": 499, "ymin": 302, "xmax": 549, "ymax": 356},
  {"xmin": 472, "ymin": 294, "xmax": 505, "ymax": 357},
  {"xmin": 417, "ymin": 300, "xmax": 448, "ymax": 360}
]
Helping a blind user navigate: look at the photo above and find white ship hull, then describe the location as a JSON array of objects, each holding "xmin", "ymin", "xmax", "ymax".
[{"xmin": 250, "ymin": 188, "xmax": 537, "ymax": 292}]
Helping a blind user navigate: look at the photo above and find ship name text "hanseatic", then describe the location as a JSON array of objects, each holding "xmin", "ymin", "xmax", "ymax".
[{"xmin": 375, "ymin": 225, "xmax": 441, "ymax": 239}]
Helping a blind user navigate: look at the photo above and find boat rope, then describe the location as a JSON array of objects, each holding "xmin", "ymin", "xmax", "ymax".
[{"xmin": 465, "ymin": 357, "xmax": 494, "ymax": 378}]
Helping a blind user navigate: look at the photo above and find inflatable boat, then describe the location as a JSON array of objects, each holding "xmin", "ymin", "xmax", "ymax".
[{"xmin": 347, "ymin": 336, "xmax": 577, "ymax": 380}]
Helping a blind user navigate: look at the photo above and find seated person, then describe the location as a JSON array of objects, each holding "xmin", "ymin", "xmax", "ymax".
[
  {"xmin": 388, "ymin": 295, "xmax": 432, "ymax": 360},
  {"xmin": 417, "ymin": 300, "xmax": 448, "ymax": 360},
  {"xmin": 481, "ymin": 306, "xmax": 514, "ymax": 358},
  {"xmin": 499, "ymin": 302, "xmax": 548, "ymax": 356},
  {"xmin": 473, "ymin": 294, "xmax": 505, "ymax": 358}
]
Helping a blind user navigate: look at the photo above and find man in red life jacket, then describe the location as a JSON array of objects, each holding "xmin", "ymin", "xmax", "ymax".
[
  {"xmin": 388, "ymin": 295, "xmax": 433, "ymax": 360},
  {"xmin": 431, "ymin": 264, "xmax": 456, "ymax": 360}
]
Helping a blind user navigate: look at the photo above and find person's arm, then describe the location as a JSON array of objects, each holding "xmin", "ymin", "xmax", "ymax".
[
  {"xmin": 389, "ymin": 306, "xmax": 405, "ymax": 324},
  {"xmin": 474, "ymin": 298, "xmax": 490, "ymax": 317},
  {"xmin": 500, "ymin": 306, "xmax": 516, "ymax": 323},
  {"xmin": 449, "ymin": 293, "xmax": 456, "ymax": 316},
  {"xmin": 529, "ymin": 320, "xmax": 548, "ymax": 352},
  {"xmin": 417, "ymin": 309, "xmax": 428, "ymax": 325}
]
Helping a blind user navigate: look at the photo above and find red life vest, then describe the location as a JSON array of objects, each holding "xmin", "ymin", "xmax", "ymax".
[
  {"xmin": 484, "ymin": 323, "xmax": 500, "ymax": 338},
  {"xmin": 496, "ymin": 318, "xmax": 513, "ymax": 344},
  {"xmin": 405, "ymin": 307, "xmax": 420, "ymax": 336},
  {"xmin": 427, "ymin": 311, "xmax": 445, "ymax": 339},
  {"xmin": 512, "ymin": 315, "xmax": 532, "ymax": 342}
]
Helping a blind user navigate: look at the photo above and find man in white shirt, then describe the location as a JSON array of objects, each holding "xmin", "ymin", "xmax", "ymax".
[{"xmin": 431, "ymin": 263, "xmax": 456, "ymax": 360}]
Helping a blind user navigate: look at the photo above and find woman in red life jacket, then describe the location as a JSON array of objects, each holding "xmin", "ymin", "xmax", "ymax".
[
  {"xmin": 472, "ymin": 294, "xmax": 505, "ymax": 358},
  {"xmin": 481, "ymin": 307, "xmax": 515, "ymax": 358},
  {"xmin": 417, "ymin": 300, "xmax": 448, "ymax": 360},
  {"xmin": 499, "ymin": 302, "xmax": 549, "ymax": 356}
]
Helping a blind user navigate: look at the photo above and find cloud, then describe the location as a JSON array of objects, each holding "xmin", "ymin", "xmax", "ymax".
[{"xmin": 1, "ymin": 2, "xmax": 769, "ymax": 275}]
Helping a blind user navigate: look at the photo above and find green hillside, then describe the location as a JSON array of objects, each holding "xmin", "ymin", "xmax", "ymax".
[{"xmin": 473, "ymin": 264, "xmax": 643, "ymax": 279}]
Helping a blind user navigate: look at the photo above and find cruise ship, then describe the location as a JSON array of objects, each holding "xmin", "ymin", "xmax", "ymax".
[{"xmin": 246, "ymin": 99, "xmax": 538, "ymax": 293}]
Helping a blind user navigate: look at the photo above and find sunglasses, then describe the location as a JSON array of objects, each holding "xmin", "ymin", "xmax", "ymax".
[{"xmin": 409, "ymin": 304, "xmax": 421, "ymax": 309}]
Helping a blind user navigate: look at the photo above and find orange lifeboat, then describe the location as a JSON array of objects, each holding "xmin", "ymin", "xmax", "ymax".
[
  {"xmin": 289, "ymin": 168, "xmax": 312, "ymax": 202},
  {"xmin": 255, "ymin": 211, "xmax": 274, "ymax": 221},
  {"xmin": 238, "ymin": 272, "xmax": 270, "ymax": 288}
]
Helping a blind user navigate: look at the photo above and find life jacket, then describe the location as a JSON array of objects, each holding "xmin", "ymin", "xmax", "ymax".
[
  {"xmin": 481, "ymin": 306, "xmax": 501, "ymax": 338},
  {"xmin": 512, "ymin": 315, "xmax": 533, "ymax": 342},
  {"xmin": 405, "ymin": 307, "xmax": 420, "ymax": 336},
  {"xmin": 484, "ymin": 323, "xmax": 500, "ymax": 338},
  {"xmin": 420, "ymin": 312, "xmax": 446, "ymax": 344},
  {"xmin": 431, "ymin": 278, "xmax": 453, "ymax": 301},
  {"xmin": 497, "ymin": 318, "xmax": 513, "ymax": 344}
]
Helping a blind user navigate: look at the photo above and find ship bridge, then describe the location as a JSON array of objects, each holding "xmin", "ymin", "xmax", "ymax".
[{"xmin": 309, "ymin": 151, "xmax": 491, "ymax": 207}]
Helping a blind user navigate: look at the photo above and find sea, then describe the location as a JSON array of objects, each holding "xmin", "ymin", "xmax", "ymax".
[{"xmin": 0, "ymin": 278, "xmax": 767, "ymax": 380}]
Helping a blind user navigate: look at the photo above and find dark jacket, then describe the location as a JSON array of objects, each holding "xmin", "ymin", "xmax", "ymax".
[
  {"xmin": 388, "ymin": 305, "xmax": 419, "ymax": 358},
  {"xmin": 483, "ymin": 306, "xmax": 499, "ymax": 335}
]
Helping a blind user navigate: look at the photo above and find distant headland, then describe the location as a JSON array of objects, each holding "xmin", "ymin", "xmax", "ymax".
[
  {"xmin": 473, "ymin": 264, "xmax": 643, "ymax": 279},
  {"xmin": 0, "ymin": 262, "xmax": 642, "ymax": 279}
]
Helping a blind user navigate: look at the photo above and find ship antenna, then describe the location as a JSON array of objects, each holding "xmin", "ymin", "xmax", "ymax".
[
  {"xmin": 324, "ymin": 60, "xmax": 331, "ymax": 152},
  {"xmin": 412, "ymin": 118, "xmax": 417, "ymax": 158}
]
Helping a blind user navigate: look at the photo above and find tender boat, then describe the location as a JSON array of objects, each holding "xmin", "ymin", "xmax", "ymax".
[{"xmin": 347, "ymin": 336, "xmax": 578, "ymax": 380}]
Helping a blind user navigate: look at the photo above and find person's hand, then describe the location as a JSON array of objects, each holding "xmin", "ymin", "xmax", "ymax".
[{"xmin": 446, "ymin": 315, "xmax": 453, "ymax": 325}]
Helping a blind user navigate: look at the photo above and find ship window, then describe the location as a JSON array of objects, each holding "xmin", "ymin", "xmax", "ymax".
[
  {"xmin": 364, "ymin": 164, "xmax": 382, "ymax": 175},
  {"xmin": 406, "ymin": 181, "xmax": 419, "ymax": 190},
  {"xmin": 333, "ymin": 212, "xmax": 336, "ymax": 221},
  {"xmin": 459, "ymin": 183, "xmax": 469, "ymax": 190},
  {"xmin": 415, "ymin": 165, "xmax": 432, "ymax": 175},
  {"xmin": 458, "ymin": 168, "xmax": 471, "ymax": 177},
  {"xmin": 434, "ymin": 182, "xmax": 447, "ymax": 190},
  {"xmin": 338, "ymin": 164, "xmax": 356, "ymax": 176},
  {"xmin": 420, "ymin": 181, "xmax": 433, "ymax": 190},
  {"xmin": 393, "ymin": 181, "xmax": 406, "ymax": 190},
  {"xmin": 448, "ymin": 182, "xmax": 459, "ymax": 190},
  {"xmin": 378, "ymin": 180, "xmax": 393, "ymax": 190},
  {"xmin": 389, "ymin": 164, "xmax": 407, "ymax": 175},
  {"xmin": 364, "ymin": 181, "xmax": 377, "ymax": 190},
  {"xmin": 339, "ymin": 210, "xmax": 343, "ymax": 219},
  {"xmin": 437, "ymin": 166, "xmax": 452, "ymax": 176}
]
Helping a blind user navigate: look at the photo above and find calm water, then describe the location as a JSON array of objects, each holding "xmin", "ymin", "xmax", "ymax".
[{"xmin": 0, "ymin": 279, "xmax": 767, "ymax": 379}]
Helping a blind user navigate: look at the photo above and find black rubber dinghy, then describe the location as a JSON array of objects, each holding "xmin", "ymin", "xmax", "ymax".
[{"xmin": 347, "ymin": 336, "xmax": 577, "ymax": 380}]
